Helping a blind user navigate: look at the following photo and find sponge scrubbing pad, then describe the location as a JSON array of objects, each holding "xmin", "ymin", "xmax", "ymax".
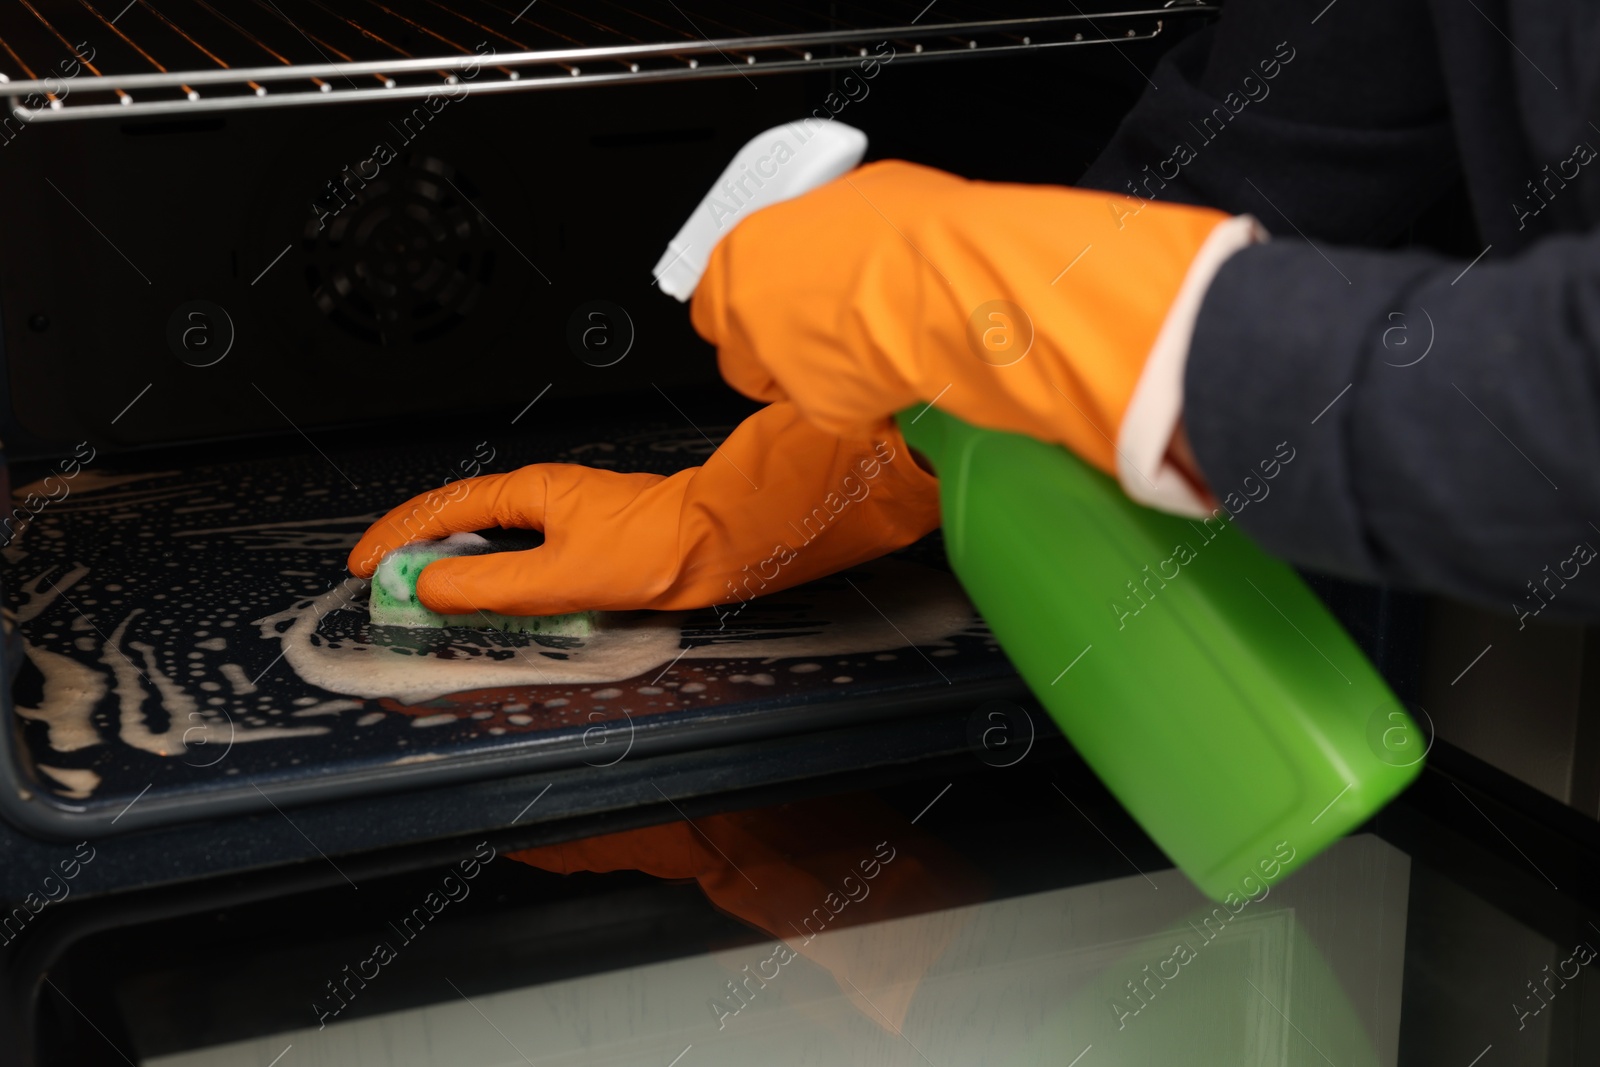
[{"xmin": 369, "ymin": 531, "xmax": 599, "ymax": 634}]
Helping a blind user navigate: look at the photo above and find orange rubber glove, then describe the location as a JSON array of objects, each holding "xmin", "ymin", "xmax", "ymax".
[
  {"xmin": 691, "ymin": 159, "xmax": 1239, "ymax": 478},
  {"xmin": 346, "ymin": 400, "xmax": 939, "ymax": 616}
]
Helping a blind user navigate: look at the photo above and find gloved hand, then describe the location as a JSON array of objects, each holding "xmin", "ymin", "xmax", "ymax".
[
  {"xmin": 691, "ymin": 159, "xmax": 1244, "ymax": 480},
  {"xmin": 347, "ymin": 400, "xmax": 939, "ymax": 616}
]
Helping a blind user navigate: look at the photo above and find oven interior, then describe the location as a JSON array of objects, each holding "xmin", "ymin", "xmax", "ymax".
[
  {"xmin": 11, "ymin": 5, "xmax": 1600, "ymax": 1067},
  {"xmin": 0, "ymin": 0, "xmax": 1218, "ymax": 837}
]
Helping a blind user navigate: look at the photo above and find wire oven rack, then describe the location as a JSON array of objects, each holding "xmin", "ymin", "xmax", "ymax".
[{"xmin": 0, "ymin": 0, "xmax": 1213, "ymax": 121}]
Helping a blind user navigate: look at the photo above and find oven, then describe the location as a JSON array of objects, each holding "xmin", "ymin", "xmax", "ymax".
[{"xmin": 3, "ymin": 2, "xmax": 1599, "ymax": 1065}]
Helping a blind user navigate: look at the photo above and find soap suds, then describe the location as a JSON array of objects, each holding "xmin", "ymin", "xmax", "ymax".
[
  {"xmin": 104, "ymin": 610, "xmax": 331, "ymax": 757},
  {"xmin": 290, "ymin": 699, "xmax": 364, "ymax": 718},
  {"xmin": 37, "ymin": 765, "xmax": 101, "ymax": 800},
  {"xmin": 256, "ymin": 580, "xmax": 678, "ymax": 704},
  {"xmin": 374, "ymin": 531, "xmax": 492, "ymax": 602},
  {"xmin": 14, "ymin": 643, "xmax": 106, "ymax": 751},
  {"xmin": 253, "ymin": 558, "xmax": 974, "ymax": 705},
  {"xmin": 219, "ymin": 663, "xmax": 256, "ymax": 694},
  {"xmin": 15, "ymin": 565, "xmax": 92, "ymax": 624}
]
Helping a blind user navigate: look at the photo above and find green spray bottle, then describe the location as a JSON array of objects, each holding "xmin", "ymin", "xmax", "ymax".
[
  {"xmin": 895, "ymin": 406, "xmax": 1422, "ymax": 900},
  {"xmin": 659, "ymin": 121, "xmax": 1423, "ymax": 901}
]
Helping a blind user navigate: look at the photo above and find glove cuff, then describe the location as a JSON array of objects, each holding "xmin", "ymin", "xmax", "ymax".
[{"xmin": 1117, "ymin": 213, "xmax": 1268, "ymax": 515}]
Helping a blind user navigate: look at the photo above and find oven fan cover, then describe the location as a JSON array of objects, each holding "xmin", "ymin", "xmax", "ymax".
[{"xmin": 299, "ymin": 153, "xmax": 495, "ymax": 347}]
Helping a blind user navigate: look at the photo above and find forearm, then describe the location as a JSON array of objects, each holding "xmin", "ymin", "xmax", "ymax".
[
  {"xmin": 1076, "ymin": 0, "xmax": 1458, "ymax": 521},
  {"xmin": 1185, "ymin": 235, "xmax": 1600, "ymax": 620}
]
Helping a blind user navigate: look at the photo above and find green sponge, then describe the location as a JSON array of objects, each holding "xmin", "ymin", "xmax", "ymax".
[{"xmin": 368, "ymin": 532, "xmax": 599, "ymax": 634}]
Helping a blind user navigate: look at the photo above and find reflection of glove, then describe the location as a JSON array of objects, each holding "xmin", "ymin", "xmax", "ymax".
[
  {"xmin": 346, "ymin": 400, "xmax": 939, "ymax": 616},
  {"xmin": 692, "ymin": 159, "xmax": 1245, "ymax": 481},
  {"xmin": 506, "ymin": 792, "xmax": 989, "ymax": 1035}
]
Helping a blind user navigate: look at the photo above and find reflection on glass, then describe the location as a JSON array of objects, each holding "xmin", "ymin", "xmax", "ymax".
[{"xmin": 147, "ymin": 833, "xmax": 1407, "ymax": 1066}]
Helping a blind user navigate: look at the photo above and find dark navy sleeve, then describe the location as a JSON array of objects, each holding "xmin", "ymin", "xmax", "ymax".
[
  {"xmin": 1080, "ymin": 0, "xmax": 1600, "ymax": 623},
  {"xmin": 1186, "ymin": 231, "xmax": 1600, "ymax": 625}
]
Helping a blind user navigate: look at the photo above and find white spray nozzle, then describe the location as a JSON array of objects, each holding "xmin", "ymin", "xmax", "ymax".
[{"xmin": 653, "ymin": 120, "xmax": 868, "ymax": 302}]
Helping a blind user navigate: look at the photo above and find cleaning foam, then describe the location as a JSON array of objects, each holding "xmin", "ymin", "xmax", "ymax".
[{"xmin": 368, "ymin": 532, "xmax": 599, "ymax": 635}]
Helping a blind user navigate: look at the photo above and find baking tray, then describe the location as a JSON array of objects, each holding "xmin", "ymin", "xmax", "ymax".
[{"xmin": 1, "ymin": 412, "xmax": 1016, "ymax": 838}]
